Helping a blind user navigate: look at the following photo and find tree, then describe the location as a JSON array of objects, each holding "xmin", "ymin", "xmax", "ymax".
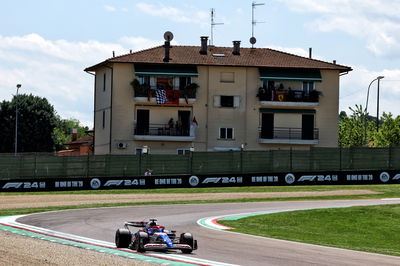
[
  {"xmin": 371, "ymin": 113, "xmax": 400, "ymax": 147},
  {"xmin": 53, "ymin": 117, "xmax": 89, "ymax": 150},
  {"xmin": 338, "ymin": 104, "xmax": 374, "ymax": 147},
  {"xmin": 0, "ymin": 94, "xmax": 57, "ymax": 152}
]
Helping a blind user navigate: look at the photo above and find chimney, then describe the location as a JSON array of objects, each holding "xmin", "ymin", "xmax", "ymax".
[
  {"xmin": 232, "ymin": 41, "xmax": 241, "ymax": 55},
  {"xmin": 199, "ymin": 36, "xmax": 208, "ymax": 55},
  {"xmin": 163, "ymin": 40, "xmax": 171, "ymax": 62},
  {"xmin": 333, "ymin": 60, "xmax": 336, "ymax": 64},
  {"xmin": 71, "ymin": 128, "xmax": 78, "ymax": 141},
  {"xmin": 112, "ymin": 51, "xmax": 115, "ymax": 57},
  {"xmin": 309, "ymin": 47, "xmax": 312, "ymax": 59}
]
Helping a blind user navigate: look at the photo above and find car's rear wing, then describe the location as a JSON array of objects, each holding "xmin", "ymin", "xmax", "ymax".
[{"xmin": 125, "ymin": 221, "xmax": 146, "ymax": 228}]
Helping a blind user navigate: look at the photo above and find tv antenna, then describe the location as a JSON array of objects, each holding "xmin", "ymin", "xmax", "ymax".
[
  {"xmin": 251, "ymin": 1, "xmax": 265, "ymax": 48},
  {"xmin": 164, "ymin": 31, "xmax": 174, "ymax": 42},
  {"xmin": 210, "ymin": 8, "xmax": 224, "ymax": 46}
]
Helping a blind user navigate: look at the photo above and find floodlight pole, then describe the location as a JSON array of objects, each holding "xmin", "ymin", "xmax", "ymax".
[{"xmin": 15, "ymin": 84, "xmax": 21, "ymax": 155}]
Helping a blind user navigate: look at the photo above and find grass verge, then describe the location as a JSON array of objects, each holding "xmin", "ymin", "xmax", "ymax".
[{"xmin": 220, "ymin": 204, "xmax": 400, "ymax": 256}]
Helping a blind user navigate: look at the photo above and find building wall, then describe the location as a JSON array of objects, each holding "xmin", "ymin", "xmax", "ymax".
[
  {"xmin": 110, "ymin": 63, "xmax": 136, "ymax": 154},
  {"xmin": 94, "ymin": 66, "xmax": 112, "ymax": 154},
  {"xmin": 205, "ymin": 66, "xmax": 248, "ymax": 151},
  {"xmin": 315, "ymin": 70, "xmax": 340, "ymax": 147},
  {"xmin": 93, "ymin": 63, "xmax": 342, "ymax": 154}
]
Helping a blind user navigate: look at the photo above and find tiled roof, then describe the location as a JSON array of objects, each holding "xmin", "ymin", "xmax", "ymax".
[
  {"xmin": 85, "ymin": 45, "xmax": 351, "ymax": 72},
  {"xmin": 65, "ymin": 135, "xmax": 93, "ymax": 145}
]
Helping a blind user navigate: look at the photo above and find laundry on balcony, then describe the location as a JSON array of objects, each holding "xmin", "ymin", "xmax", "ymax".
[{"xmin": 155, "ymin": 89, "xmax": 180, "ymax": 104}]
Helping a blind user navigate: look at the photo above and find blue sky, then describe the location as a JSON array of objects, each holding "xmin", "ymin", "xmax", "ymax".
[{"xmin": 1, "ymin": 0, "xmax": 400, "ymax": 128}]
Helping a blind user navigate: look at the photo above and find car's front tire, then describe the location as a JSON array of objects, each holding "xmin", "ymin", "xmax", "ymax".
[
  {"xmin": 115, "ymin": 228, "xmax": 131, "ymax": 248},
  {"xmin": 180, "ymin": 233, "xmax": 194, "ymax": 254}
]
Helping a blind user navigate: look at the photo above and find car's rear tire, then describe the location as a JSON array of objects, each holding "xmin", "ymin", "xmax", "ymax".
[
  {"xmin": 180, "ymin": 233, "xmax": 194, "ymax": 254},
  {"xmin": 115, "ymin": 228, "xmax": 131, "ymax": 248},
  {"xmin": 134, "ymin": 232, "xmax": 149, "ymax": 252}
]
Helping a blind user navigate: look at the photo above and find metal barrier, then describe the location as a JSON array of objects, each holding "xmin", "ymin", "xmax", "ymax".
[{"xmin": 0, "ymin": 147, "xmax": 399, "ymax": 179}]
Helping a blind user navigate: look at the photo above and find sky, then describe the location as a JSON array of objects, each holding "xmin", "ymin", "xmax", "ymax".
[{"xmin": 1, "ymin": 0, "xmax": 400, "ymax": 128}]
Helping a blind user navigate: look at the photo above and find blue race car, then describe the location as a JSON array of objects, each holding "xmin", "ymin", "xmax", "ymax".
[{"xmin": 115, "ymin": 218, "xmax": 198, "ymax": 253}]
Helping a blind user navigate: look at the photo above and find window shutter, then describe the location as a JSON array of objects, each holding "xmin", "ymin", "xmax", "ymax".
[
  {"xmin": 234, "ymin": 96, "xmax": 240, "ymax": 108},
  {"xmin": 214, "ymin": 95, "xmax": 221, "ymax": 107}
]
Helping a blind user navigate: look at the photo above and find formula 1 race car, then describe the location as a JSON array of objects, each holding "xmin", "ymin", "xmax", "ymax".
[{"xmin": 115, "ymin": 218, "xmax": 198, "ymax": 253}]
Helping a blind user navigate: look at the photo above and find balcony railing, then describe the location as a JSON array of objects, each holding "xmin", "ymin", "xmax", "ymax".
[
  {"xmin": 259, "ymin": 127, "xmax": 319, "ymax": 141},
  {"xmin": 133, "ymin": 84, "xmax": 198, "ymax": 99},
  {"xmin": 257, "ymin": 89, "xmax": 320, "ymax": 103},
  {"xmin": 134, "ymin": 123, "xmax": 195, "ymax": 142}
]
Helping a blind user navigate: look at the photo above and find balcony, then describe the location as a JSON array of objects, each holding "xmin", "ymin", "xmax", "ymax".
[
  {"xmin": 134, "ymin": 123, "xmax": 195, "ymax": 142},
  {"xmin": 258, "ymin": 127, "xmax": 319, "ymax": 145},
  {"xmin": 133, "ymin": 83, "xmax": 198, "ymax": 104},
  {"xmin": 257, "ymin": 88, "xmax": 320, "ymax": 107}
]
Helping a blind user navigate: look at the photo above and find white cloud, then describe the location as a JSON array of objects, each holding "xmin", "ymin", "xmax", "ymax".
[
  {"xmin": 104, "ymin": 5, "xmax": 116, "ymax": 12},
  {"xmin": 136, "ymin": 2, "xmax": 209, "ymax": 27},
  {"xmin": 275, "ymin": 0, "xmax": 400, "ymax": 58},
  {"xmin": 0, "ymin": 34, "xmax": 161, "ymax": 128}
]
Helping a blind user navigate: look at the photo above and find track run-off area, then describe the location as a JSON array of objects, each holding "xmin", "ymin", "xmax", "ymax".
[{"xmin": 1, "ymin": 199, "xmax": 400, "ymax": 266}]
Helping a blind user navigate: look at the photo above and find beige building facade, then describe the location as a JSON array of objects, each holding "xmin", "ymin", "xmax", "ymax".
[{"xmin": 85, "ymin": 37, "xmax": 351, "ymax": 155}]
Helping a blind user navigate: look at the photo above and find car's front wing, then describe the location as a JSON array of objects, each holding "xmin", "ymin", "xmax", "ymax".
[{"xmin": 143, "ymin": 243, "xmax": 192, "ymax": 250}]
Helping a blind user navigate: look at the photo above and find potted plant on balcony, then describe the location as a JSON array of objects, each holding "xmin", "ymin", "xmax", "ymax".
[
  {"xmin": 256, "ymin": 87, "xmax": 269, "ymax": 101},
  {"xmin": 181, "ymin": 83, "xmax": 199, "ymax": 99},
  {"xmin": 130, "ymin": 79, "xmax": 150, "ymax": 97},
  {"xmin": 309, "ymin": 90, "xmax": 321, "ymax": 102}
]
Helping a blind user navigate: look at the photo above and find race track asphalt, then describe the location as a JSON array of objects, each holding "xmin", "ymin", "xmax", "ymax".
[{"xmin": 17, "ymin": 199, "xmax": 400, "ymax": 266}]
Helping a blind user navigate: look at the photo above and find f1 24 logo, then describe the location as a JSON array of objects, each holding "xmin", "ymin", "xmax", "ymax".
[
  {"xmin": 2, "ymin": 182, "xmax": 46, "ymax": 189},
  {"xmin": 202, "ymin": 177, "xmax": 243, "ymax": 184},
  {"xmin": 298, "ymin": 175, "xmax": 338, "ymax": 182}
]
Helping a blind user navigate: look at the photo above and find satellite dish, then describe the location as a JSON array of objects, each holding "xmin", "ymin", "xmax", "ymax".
[
  {"xmin": 164, "ymin": 31, "xmax": 174, "ymax": 42},
  {"xmin": 250, "ymin": 37, "xmax": 257, "ymax": 45}
]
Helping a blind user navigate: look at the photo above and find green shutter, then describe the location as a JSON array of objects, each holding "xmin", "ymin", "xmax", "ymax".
[
  {"xmin": 135, "ymin": 64, "xmax": 198, "ymax": 77},
  {"xmin": 259, "ymin": 68, "xmax": 322, "ymax": 82}
]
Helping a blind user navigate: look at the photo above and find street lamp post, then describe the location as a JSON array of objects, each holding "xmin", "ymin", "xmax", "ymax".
[
  {"xmin": 15, "ymin": 84, "xmax": 21, "ymax": 155},
  {"xmin": 364, "ymin": 76, "xmax": 384, "ymax": 143},
  {"xmin": 376, "ymin": 77, "xmax": 382, "ymax": 132}
]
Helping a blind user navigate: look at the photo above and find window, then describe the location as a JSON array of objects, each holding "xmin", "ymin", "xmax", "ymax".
[
  {"xmin": 138, "ymin": 76, "xmax": 150, "ymax": 86},
  {"xmin": 179, "ymin": 77, "xmax": 192, "ymax": 90},
  {"xmin": 102, "ymin": 110, "xmax": 105, "ymax": 129},
  {"xmin": 220, "ymin": 72, "xmax": 234, "ymax": 83},
  {"xmin": 219, "ymin": 127, "xmax": 234, "ymax": 140},
  {"xmin": 177, "ymin": 149, "xmax": 190, "ymax": 155},
  {"xmin": 214, "ymin": 95, "xmax": 240, "ymax": 108},
  {"xmin": 302, "ymin": 82, "xmax": 314, "ymax": 95},
  {"xmin": 220, "ymin": 96, "xmax": 234, "ymax": 107},
  {"xmin": 103, "ymin": 73, "xmax": 106, "ymax": 91}
]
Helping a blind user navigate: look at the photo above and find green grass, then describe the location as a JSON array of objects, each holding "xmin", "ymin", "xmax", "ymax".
[{"xmin": 220, "ymin": 204, "xmax": 400, "ymax": 256}]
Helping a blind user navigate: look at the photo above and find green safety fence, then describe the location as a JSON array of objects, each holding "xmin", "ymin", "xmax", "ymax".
[{"xmin": 0, "ymin": 147, "xmax": 400, "ymax": 179}]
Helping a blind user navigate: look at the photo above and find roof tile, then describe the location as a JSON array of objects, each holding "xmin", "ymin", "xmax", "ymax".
[{"xmin": 85, "ymin": 45, "xmax": 351, "ymax": 72}]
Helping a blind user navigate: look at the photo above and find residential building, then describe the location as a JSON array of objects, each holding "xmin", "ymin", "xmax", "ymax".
[
  {"xmin": 57, "ymin": 130, "xmax": 94, "ymax": 156},
  {"xmin": 85, "ymin": 35, "xmax": 351, "ymax": 155}
]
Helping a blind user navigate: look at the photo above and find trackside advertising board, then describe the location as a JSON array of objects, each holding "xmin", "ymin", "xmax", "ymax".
[{"xmin": 1, "ymin": 170, "xmax": 400, "ymax": 192}]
